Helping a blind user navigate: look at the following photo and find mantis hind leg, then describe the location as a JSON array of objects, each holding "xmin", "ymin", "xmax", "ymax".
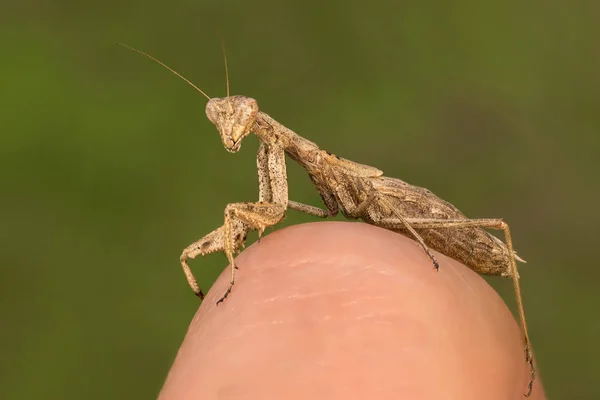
[{"xmin": 401, "ymin": 217, "xmax": 535, "ymax": 397}]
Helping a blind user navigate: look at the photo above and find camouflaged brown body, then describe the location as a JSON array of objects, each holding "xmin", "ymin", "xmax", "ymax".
[
  {"xmin": 353, "ymin": 175, "xmax": 512, "ymax": 276},
  {"xmin": 254, "ymin": 112, "xmax": 516, "ymax": 277}
]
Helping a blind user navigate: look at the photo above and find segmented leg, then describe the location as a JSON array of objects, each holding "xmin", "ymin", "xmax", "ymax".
[
  {"xmin": 374, "ymin": 197, "xmax": 440, "ymax": 270},
  {"xmin": 179, "ymin": 221, "xmax": 248, "ymax": 299},
  {"xmin": 330, "ymin": 181, "xmax": 441, "ymax": 269},
  {"xmin": 288, "ymin": 200, "xmax": 336, "ymax": 218},
  {"xmin": 403, "ymin": 217, "xmax": 534, "ymax": 397},
  {"xmin": 218, "ymin": 201, "xmax": 286, "ymax": 304}
]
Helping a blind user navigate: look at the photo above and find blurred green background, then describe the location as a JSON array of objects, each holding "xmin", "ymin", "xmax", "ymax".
[{"xmin": 1, "ymin": 1, "xmax": 599, "ymax": 398}]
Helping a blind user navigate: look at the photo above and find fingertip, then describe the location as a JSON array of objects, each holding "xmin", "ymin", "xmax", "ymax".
[{"xmin": 160, "ymin": 222, "xmax": 539, "ymax": 399}]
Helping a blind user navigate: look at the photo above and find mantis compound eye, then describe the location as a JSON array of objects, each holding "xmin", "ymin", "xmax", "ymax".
[{"xmin": 205, "ymin": 99, "xmax": 219, "ymax": 124}]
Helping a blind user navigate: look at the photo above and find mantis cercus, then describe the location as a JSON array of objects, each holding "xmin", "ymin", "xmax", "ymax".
[{"xmin": 120, "ymin": 43, "xmax": 536, "ymax": 396}]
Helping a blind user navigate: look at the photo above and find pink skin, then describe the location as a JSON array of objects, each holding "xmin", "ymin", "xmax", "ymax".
[{"xmin": 159, "ymin": 222, "xmax": 545, "ymax": 400}]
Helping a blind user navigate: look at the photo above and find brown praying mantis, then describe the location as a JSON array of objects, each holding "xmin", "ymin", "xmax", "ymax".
[{"xmin": 121, "ymin": 43, "xmax": 536, "ymax": 396}]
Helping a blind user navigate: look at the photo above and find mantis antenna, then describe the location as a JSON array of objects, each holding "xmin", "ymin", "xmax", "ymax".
[
  {"xmin": 119, "ymin": 42, "xmax": 211, "ymax": 101},
  {"xmin": 221, "ymin": 39, "xmax": 230, "ymax": 97}
]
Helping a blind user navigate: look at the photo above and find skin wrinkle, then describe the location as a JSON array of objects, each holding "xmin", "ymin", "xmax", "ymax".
[
  {"xmin": 252, "ymin": 258, "xmax": 382, "ymax": 304},
  {"xmin": 354, "ymin": 308, "xmax": 403, "ymax": 321},
  {"xmin": 239, "ymin": 225, "xmax": 457, "ymax": 326},
  {"xmin": 195, "ymin": 250, "xmax": 407, "ymax": 340},
  {"xmin": 281, "ymin": 287, "xmax": 353, "ymax": 300}
]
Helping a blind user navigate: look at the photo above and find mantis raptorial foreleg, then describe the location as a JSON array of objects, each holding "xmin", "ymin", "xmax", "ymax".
[
  {"xmin": 219, "ymin": 201, "xmax": 286, "ymax": 303},
  {"xmin": 210, "ymin": 142, "xmax": 289, "ymax": 304},
  {"xmin": 180, "ymin": 221, "xmax": 248, "ymax": 299},
  {"xmin": 179, "ymin": 141, "xmax": 289, "ymax": 303}
]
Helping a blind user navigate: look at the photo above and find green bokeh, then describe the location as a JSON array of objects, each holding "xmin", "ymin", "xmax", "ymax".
[{"xmin": 2, "ymin": 1, "xmax": 599, "ymax": 398}]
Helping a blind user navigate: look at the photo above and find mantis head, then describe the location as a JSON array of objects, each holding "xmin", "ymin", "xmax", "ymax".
[
  {"xmin": 205, "ymin": 96, "xmax": 259, "ymax": 153},
  {"xmin": 119, "ymin": 43, "xmax": 258, "ymax": 152}
]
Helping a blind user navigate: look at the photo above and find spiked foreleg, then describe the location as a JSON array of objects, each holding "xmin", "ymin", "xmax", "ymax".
[
  {"xmin": 179, "ymin": 220, "xmax": 248, "ymax": 299},
  {"xmin": 218, "ymin": 202, "xmax": 286, "ymax": 304},
  {"xmin": 214, "ymin": 142, "xmax": 290, "ymax": 303}
]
